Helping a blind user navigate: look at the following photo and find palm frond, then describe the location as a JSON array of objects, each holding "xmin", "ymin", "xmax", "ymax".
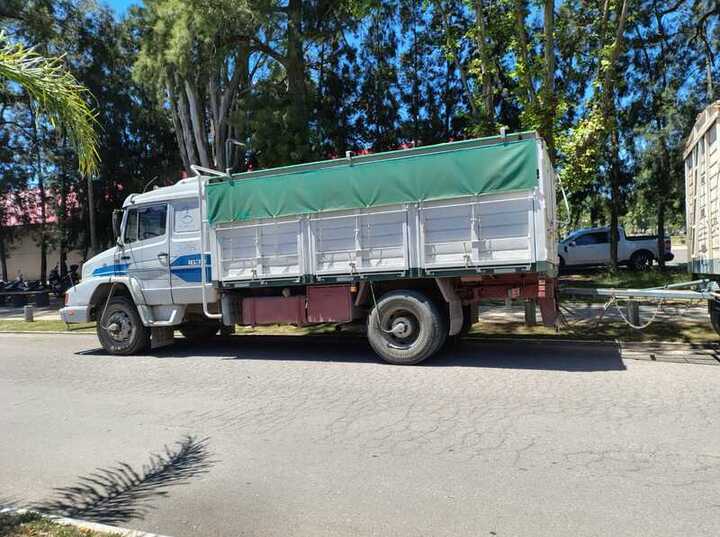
[{"xmin": 0, "ymin": 31, "xmax": 100, "ymax": 177}]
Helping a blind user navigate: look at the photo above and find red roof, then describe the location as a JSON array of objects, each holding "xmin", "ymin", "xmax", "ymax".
[{"xmin": 1, "ymin": 188, "xmax": 81, "ymax": 227}]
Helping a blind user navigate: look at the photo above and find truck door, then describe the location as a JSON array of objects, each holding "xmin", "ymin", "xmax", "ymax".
[
  {"xmin": 568, "ymin": 231, "xmax": 610, "ymax": 265},
  {"xmin": 123, "ymin": 203, "xmax": 172, "ymax": 305},
  {"xmin": 169, "ymin": 198, "xmax": 207, "ymax": 304}
]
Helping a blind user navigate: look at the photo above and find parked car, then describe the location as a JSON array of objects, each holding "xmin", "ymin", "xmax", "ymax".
[{"xmin": 558, "ymin": 226, "xmax": 673, "ymax": 270}]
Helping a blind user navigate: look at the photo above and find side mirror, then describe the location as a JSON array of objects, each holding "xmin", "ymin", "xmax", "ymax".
[{"xmin": 112, "ymin": 209, "xmax": 123, "ymax": 242}]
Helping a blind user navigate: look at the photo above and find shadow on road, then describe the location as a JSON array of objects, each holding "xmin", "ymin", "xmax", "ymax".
[
  {"xmin": 77, "ymin": 335, "xmax": 626, "ymax": 372},
  {"xmin": 35, "ymin": 435, "xmax": 214, "ymax": 525}
]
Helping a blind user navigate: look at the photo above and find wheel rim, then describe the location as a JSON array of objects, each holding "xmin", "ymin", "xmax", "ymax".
[
  {"xmin": 635, "ymin": 253, "xmax": 650, "ymax": 270},
  {"xmin": 105, "ymin": 310, "xmax": 135, "ymax": 345},
  {"xmin": 378, "ymin": 306, "xmax": 420, "ymax": 349}
]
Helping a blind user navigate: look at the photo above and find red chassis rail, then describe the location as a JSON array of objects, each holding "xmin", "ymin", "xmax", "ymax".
[{"xmin": 457, "ymin": 274, "xmax": 559, "ymax": 327}]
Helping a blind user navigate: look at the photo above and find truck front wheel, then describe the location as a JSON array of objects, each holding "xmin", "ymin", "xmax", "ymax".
[
  {"xmin": 97, "ymin": 297, "xmax": 150, "ymax": 355},
  {"xmin": 367, "ymin": 290, "xmax": 446, "ymax": 365}
]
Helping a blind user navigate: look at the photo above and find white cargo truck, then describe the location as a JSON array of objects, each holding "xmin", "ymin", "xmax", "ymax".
[
  {"xmin": 685, "ymin": 100, "xmax": 720, "ymax": 276},
  {"xmin": 61, "ymin": 131, "xmax": 561, "ymax": 364},
  {"xmin": 684, "ymin": 100, "xmax": 720, "ymax": 332}
]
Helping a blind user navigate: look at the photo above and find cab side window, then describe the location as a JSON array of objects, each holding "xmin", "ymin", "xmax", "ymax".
[
  {"xmin": 124, "ymin": 209, "xmax": 138, "ymax": 244},
  {"xmin": 138, "ymin": 205, "xmax": 167, "ymax": 241},
  {"xmin": 173, "ymin": 199, "xmax": 200, "ymax": 233}
]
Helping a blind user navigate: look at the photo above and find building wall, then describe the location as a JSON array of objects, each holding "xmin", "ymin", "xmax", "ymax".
[{"xmin": 2, "ymin": 225, "xmax": 85, "ymax": 282}]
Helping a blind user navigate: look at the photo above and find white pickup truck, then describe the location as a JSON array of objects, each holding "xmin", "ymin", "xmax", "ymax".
[{"xmin": 558, "ymin": 226, "xmax": 673, "ymax": 270}]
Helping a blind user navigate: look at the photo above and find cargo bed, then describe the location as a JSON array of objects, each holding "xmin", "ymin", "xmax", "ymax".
[{"xmin": 204, "ymin": 131, "xmax": 558, "ymax": 287}]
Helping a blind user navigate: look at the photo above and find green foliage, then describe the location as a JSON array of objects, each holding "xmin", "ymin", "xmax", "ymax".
[
  {"xmin": 0, "ymin": 31, "xmax": 99, "ymax": 176},
  {"xmin": 1, "ymin": 0, "xmax": 719, "ymax": 269}
]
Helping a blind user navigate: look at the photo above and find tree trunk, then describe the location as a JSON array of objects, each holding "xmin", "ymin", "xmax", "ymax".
[
  {"xmin": 167, "ymin": 83, "xmax": 191, "ymax": 172},
  {"xmin": 0, "ymin": 232, "xmax": 8, "ymax": 281},
  {"xmin": 609, "ymin": 181, "xmax": 620, "ymax": 270},
  {"xmin": 657, "ymin": 200, "xmax": 666, "ymax": 269},
  {"xmin": 58, "ymin": 167, "xmax": 67, "ymax": 278},
  {"xmin": 601, "ymin": 0, "xmax": 629, "ymax": 270},
  {"xmin": 31, "ymin": 111, "xmax": 48, "ymax": 283},
  {"xmin": 444, "ymin": 58, "xmax": 452, "ymax": 138},
  {"xmin": 168, "ymin": 78, "xmax": 199, "ymax": 167},
  {"xmin": 474, "ymin": 0, "xmax": 495, "ymax": 131},
  {"xmin": 513, "ymin": 0, "xmax": 538, "ymax": 107},
  {"xmin": 184, "ymin": 80, "xmax": 211, "ymax": 168},
  {"xmin": 214, "ymin": 45, "xmax": 251, "ymax": 171},
  {"xmin": 208, "ymin": 73, "xmax": 223, "ymax": 170},
  {"xmin": 87, "ymin": 175, "xmax": 98, "ymax": 256},
  {"xmin": 541, "ymin": 0, "xmax": 556, "ymax": 160},
  {"xmin": 286, "ymin": 0, "xmax": 310, "ymax": 160}
]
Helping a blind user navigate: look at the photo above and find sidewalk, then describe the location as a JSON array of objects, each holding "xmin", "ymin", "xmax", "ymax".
[
  {"xmin": 0, "ymin": 297, "xmax": 63, "ymax": 321},
  {"xmin": 0, "ymin": 296, "xmax": 712, "ymax": 327}
]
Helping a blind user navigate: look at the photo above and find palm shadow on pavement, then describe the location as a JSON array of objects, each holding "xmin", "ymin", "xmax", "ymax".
[{"xmin": 35, "ymin": 435, "xmax": 215, "ymax": 526}]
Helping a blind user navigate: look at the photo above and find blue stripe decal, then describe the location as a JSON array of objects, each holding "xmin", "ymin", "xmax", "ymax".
[
  {"xmin": 92, "ymin": 263, "xmax": 129, "ymax": 277},
  {"xmin": 170, "ymin": 254, "xmax": 211, "ymax": 282},
  {"xmin": 90, "ymin": 255, "xmax": 211, "ymax": 282},
  {"xmin": 170, "ymin": 254, "xmax": 211, "ymax": 267}
]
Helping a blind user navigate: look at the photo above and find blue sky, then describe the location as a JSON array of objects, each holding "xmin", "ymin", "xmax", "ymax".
[{"xmin": 101, "ymin": 0, "xmax": 141, "ymax": 15}]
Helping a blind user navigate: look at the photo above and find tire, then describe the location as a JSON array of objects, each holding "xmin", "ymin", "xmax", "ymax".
[
  {"xmin": 179, "ymin": 321, "xmax": 220, "ymax": 342},
  {"xmin": 97, "ymin": 297, "xmax": 150, "ymax": 355},
  {"xmin": 630, "ymin": 250, "xmax": 653, "ymax": 271},
  {"xmin": 367, "ymin": 290, "xmax": 446, "ymax": 365}
]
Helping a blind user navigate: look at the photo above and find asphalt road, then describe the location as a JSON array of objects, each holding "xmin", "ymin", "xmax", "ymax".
[{"xmin": 1, "ymin": 333, "xmax": 719, "ymax": 537}]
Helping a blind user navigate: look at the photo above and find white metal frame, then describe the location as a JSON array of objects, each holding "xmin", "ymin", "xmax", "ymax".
[
  {"xmin": 308, "ymin": 206, "xmax": 410, "ymax": 276},
  {"xmin": 417, "ymin": 192, "xmax": 537, "ymax": 271},
  {"xmin": 214, "ymin": 216, "xmax": 305, "ymax": 282}
]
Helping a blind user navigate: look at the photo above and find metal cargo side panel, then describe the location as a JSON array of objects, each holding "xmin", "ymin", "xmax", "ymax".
[
  {"xmin": 419, "ymin": 193, "xmax": 535, "ymax": 271},
  {"xmin": 216, "ymin": 218, "xmax": 303, "ymax": 281},
  {"xmin": 310, "ymin": 208, "xmax": 408, "ymax": 276}
]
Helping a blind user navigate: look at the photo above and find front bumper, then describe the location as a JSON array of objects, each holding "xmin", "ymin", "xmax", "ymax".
[{"xmin": 59, "ymin": 305, "xmax": 90, "ymax": 324}]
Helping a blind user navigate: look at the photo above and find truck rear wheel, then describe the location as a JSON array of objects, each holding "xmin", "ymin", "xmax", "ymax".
[
  {"xmin": 97, "ymin": 297, "xmax": 150, "ymax": 355},
  {"xmin": 630, "ymin": 250, "xmax": 653, "ymax": 271},
  {"xmin": 367, "ymin": 290, "xmax": 446, "ymax": 365}
]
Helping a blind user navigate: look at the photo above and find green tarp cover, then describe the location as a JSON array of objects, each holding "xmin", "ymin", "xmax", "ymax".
[{"xmin": 207, "ymin": 136, "xmax": 538, "ymax": 224}]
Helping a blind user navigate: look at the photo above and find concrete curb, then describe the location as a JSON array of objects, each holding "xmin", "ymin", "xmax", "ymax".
[
  {"xmin": 0, "ymin": 507, "xmax": 173, "ymax": 537},
  {"xmin": 0, "ymin": 330, "xmax": 94, "ymax": 335}
]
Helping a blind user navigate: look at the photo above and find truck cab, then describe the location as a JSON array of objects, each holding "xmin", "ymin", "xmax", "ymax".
[{"xmin": 60, "ymin": 178, "xmax": 219, "ymax": 353}]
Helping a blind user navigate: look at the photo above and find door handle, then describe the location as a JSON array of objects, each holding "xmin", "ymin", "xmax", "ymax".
[
  {"xmin": 120, "ymin": 255, "xmax": 131, "ymax": 261},
  {"xmin": 157, "ymin": 253, "xmax": 169, "ymax": 265}
]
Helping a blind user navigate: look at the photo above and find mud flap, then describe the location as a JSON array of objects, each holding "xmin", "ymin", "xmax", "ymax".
[
  {"xmin": 538, "ymin": 278, "xmax": 559, "ymax": 328},
  {"xmin": 151, "ymin": 326, "xmax": 175, "ymax": 349},
  {"xmin": 435, "ymin": 278, "xmax": 464, "ymax": 336}
]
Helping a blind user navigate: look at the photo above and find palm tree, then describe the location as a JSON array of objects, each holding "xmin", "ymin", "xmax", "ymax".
[{"xmin": 0, "ymin": 31, "xmax": 99, "ymax": 176}]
